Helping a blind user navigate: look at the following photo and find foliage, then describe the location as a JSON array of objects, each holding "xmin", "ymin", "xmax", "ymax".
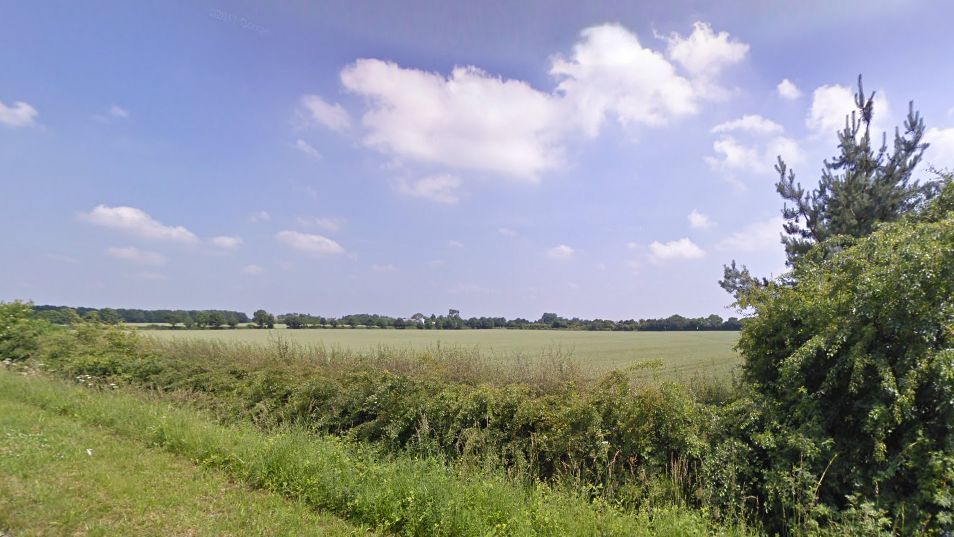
[
  {"xmin": 253, "ymin": 309, "xmax": 276, "ymax": 329},
  {"xmin": 735, "ymin": 181, "xmax": 954, "ymax": 533},
  {"xmin": 0, "ymin": 301, "xmax": 48, "ymax": 362},
  {"xmin": 776, "ymin": 76, "xmax": 939, "ymax": 266},
  {"xmin": 721, "ymin": 75, "xmax": 942, "ymax": 300}
]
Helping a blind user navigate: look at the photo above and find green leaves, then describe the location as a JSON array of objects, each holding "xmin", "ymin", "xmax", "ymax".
[{"xmin": 736, "ymin": 182, "xmax": 954, "ymax": 532}]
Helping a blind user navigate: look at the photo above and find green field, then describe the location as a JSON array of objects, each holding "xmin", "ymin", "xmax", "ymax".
[{"xmin": 145, "ymin": 329, "xmax": 741, "ymax": 378}]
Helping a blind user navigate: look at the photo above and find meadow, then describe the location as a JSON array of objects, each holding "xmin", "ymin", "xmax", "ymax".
[{"xmin": 145, "ymin": 328, "xmax": 742, "ymax": 379}]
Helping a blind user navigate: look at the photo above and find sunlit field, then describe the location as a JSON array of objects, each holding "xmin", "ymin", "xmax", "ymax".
[{"xmin": 145, "ymin": 328, "xmax": 741, "ymax": 378}]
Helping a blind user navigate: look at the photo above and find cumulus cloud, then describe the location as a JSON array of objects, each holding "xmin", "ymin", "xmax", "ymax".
[
  {"xmin": 395, "ymin": 174, "xmax": 462, "ymax": 204},
  {"xmin": 0, "ymin": 99, "xmax": 39, "ymax": 128},
  {"xmin": 295, "ymin": 139, "xmax": 321, "ymax": 159},
  {"xmin": 777, "ymin": 79, "xmax": 802, "ymax": 100},
  {"xmin": 342, "ymin": 59, "xmax": 564, "ymax": 179},
  {"xmin": 336, "ymin": 22, "xmax": 747, "ymax": 180},
  {"xmin": 923, "ymin": 127, "xmax": 954, "ymax": 171},
  {"xmin": 717, "ymin": 216, "xmax": 784, "ymax": 252},
  {"xmin": 210, "ymin": 236, "xmax": 242, "ymax": 250},
  {"xmin": 706, "ymin": 115, "xmax": 803, "ymax": 186},
  {"xmin": 299, "ymin": 94, "xmax": 351, "ymax": 132},
  {"xmin": 547, "ymin": 244, "xmax": 575, "ymax": 259},
  {"xmin": 711, "ymin": 114, "xmax": 783, "ymax": 135},
  {"xmin": 688, "ymin": 209, "xmax": 713, "ymax": 229},
  {"xmin": 243, "ymin": 264, "xmax": 265, "ymax": 275},
  {"xmin": 82, "ymin": 205, "xmax": 199, "ymax": 244},
  {"xmin": 649, "ymin": 238, "xmax": 705, "ymax": 262},
  {"xmin": 706, "ymin": 136, "xmax": 802, "ymax": 178},
  {"xmin": 551, "ymin": 24, "xmax": 698, "ymax": 136},
  {"xmin": 106, "ymin": 246, "xmax": 166, "ymax": 265},
  {"xmin": 806, "ymin": 83, "xmax": 890, "ymax": 138},
  {"xmin": 275, "ymin": 230, "xmax": 345, "ymax": 255},
  {"xmin": 665, "ymin": 21, "xmax": 749, "ymax": 98}
]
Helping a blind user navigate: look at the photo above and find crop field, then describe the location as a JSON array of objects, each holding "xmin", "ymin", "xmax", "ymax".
[{"xmin": 145, "ymin": 329, "xmax": 741, "ymax": 378}]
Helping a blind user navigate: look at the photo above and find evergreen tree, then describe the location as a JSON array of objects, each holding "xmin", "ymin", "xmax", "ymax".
[
  {"xmin": 776, "ymin": 75, "xmax": 938, "ymax": 265},
  {"xmin": 721, "ymin": 75, "xmax": 941, "ymax": 298}
]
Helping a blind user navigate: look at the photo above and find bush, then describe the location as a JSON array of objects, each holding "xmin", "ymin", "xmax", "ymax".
[{"xmin": 736, "ymin": 183, "xmax": 954, "ymax": 533}]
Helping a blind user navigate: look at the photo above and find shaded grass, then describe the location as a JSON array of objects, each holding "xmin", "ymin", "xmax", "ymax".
[
  {"xmin": 0, "ymin": 395, "xmax": 369, "ymax": 536},
  {"xmin": 0, "ymin": 369, "xmax": 754, "ymax": 537}
]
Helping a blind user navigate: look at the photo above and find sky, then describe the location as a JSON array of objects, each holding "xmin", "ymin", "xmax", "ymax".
[{"xmin": 2, "ymin": 0, "xmax": 954, "ymax": 320}]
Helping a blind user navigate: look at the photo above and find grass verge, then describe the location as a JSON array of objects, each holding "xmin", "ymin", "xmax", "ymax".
[{"xmin": 0, "ymin": 394, "xmax": 369, "ymax": 536}]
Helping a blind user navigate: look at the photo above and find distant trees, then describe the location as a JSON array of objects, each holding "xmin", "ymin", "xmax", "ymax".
[
  {"xmin": 253, "ymin": 309, "xmax": 275, "ymax": 329},
  {"xmin": 29, "ymin": 304, "xmax": 742, "ymax": 332}
]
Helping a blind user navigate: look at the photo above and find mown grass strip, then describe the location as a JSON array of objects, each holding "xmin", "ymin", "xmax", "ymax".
[
  {"xmin": 0, "ymin": 370, "xmax": 751, "ymax": 537},
  {"xmin": 0, "ymin": 396, "xmax": 371, "ymax": 536}
]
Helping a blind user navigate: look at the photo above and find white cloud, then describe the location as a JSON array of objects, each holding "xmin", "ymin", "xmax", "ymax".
[
  {"xmin": 243, "ymin": 264, "xmax": 265, "ymax": 275},
  {"xmin": 334, "ymin": 22, "xmax": 745, "ymax": 181},
  {"xmin": 299, "ymin": 94, "xmax": 351, "ymax": 132},
  {"xmin": 297, "ymin": 216, "xmax": 344, "ymax": 232},
  {"xmin": 777, "ymin": 79, "xmax": 802, "ymax": 100},
  {"xmin": 448, "ymin": 240, "xmax": 464, "ymax": 248},
  {"xmin": 649, "ymin": 238, "xmax": 705, "ymax": 262},
  {"xmin": 705, "ymin": 123, "xmax": 803, "ymax": 185},
  {"xmin": 807, "ymin": 83, "xmax": 890, "ymax": 138},
  {"xmin": 626, "ymin": 241, "xmax": 639, "ymax": 249},
  {"xmin": 0, "ymin": 99, "xmax": 39, "ymax": 128},
  {"xmin": 342, "ymin": 59, "xmax": 563, "ymax": 179},
  {"xmin": 395, "ymin": 174, "xmax": 462, "ymax": 204},
  {"xmin": 717, "ymin": 216, "xmax": 784, "ymax": 252},
  {"xmin": 547, "ymin": 244, "xmax": 575, "ymax": 259},
  {"xmin": 372, "ymin": 263, "xmax": 398, "ymax": 272},
  {"xmin": 210, "ymin": 236, "xmax": 242, "ymax": 250},
  {"xmin": 711, "ymin": 114, "xmax": 783, "ymax": 135},
  {"xmin": 551, "ymin": 24, "xmax": 697, "ymax": 136},
  {"xmin": 497, "ymin": 227, "xmax": 517, "ymax": 237},
  {"xmin": 295, "ymin": 139, "xmax": 322, "ymax": 159},
  {"xmin": 688, "ymin": 209, "xmax": 713, "ymax": 229},
  {"xmin": 249, "ymin": 210, "xmax": 271, "ymax": 223},
  {"xmin": 665, "ymin": 21, "xmax": 749, "ymax": 97},
  {"xmin": 106, "ymin": 246, "xmax": 166, "ymax": 265},
  {"xmin": 82, "ymin": 205, "xmax": 199, "ymax": 244},
  {"xmin": 275, "ymin": 230, "xmax": 345, "ymax": 255},
  {"xmin": 923, "ymin": 127, "xmax": 954, "ymax": 172}
]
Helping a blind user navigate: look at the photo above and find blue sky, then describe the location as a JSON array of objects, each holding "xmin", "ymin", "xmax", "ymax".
[{"xmin": 3, "ymin": 1, "xmax": 954, "ymax": 319}]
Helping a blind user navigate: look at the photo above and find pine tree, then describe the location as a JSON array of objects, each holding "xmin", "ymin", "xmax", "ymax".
[
  {"xmin": 721, "ymin": 75, "xmax": 941, "ymax": 299},
  {"xmin": 776, "ymin": 75, "xmax": 938, "ymax": 265}
]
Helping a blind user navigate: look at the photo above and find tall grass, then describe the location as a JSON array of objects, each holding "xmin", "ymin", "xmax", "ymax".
[{"xmin": 0, "ymin": 369, "xmax": 752, "ymax": 537}]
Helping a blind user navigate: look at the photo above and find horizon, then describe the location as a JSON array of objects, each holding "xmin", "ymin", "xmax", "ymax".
[{"xmin": 3, "ymin": 1, "xmax": 954, "ymax": 319}]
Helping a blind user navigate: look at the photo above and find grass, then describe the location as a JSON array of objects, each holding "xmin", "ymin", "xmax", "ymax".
[
  {"xmin": 145, "ymin": 329, "xmax": 741, "ymax": 378},
  {"xmin": 0, "ymin": 368, "xmax": 753, "ymax": 537},
  {"xmin": 0, "ymin": 387, "xmax": 369, "ymax": 536}
]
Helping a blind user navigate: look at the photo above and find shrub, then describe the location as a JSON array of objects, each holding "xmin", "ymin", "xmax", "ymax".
[{"xmin": 736, "ymin": 181, "xmax": 954, "ymax": 533}]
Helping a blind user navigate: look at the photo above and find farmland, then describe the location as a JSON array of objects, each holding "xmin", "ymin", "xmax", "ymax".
[{"xmin": 144, "ymin": 328, "xmax": 742, "ymax": 378}]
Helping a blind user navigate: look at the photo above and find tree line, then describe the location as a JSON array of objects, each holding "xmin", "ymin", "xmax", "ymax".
[
  {"xmin": 32, "ymin": 306, "xmax": 249, "ymax": 328},
  {"xmin": 277, "ymin": 311, "xmax": 742, "ymax": 331},
  {"xmin": 32, "ymin": 305, "xmax": 741, "ymax": 331}
]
